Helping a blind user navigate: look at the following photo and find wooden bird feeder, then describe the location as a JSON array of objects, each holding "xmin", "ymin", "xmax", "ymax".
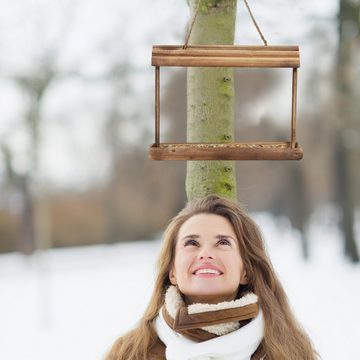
[{"xmin": 148, "ymin": 44, "xmax": 303, "ymax": 161}]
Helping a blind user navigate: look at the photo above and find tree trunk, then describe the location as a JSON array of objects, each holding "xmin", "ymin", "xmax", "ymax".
[
  {"xmin": 186, "ymin": 0, "xmax": 237, "ymax": 200},
  {"xmin": 104, "ymin": 108, "xmax": 122, "ymax": 244},
  {"xmin": 19, "ymin": 177, "xmax": 36, "ymax": 254},
  {"xmin": 335, "ymin": 0, "xmax": 359, "ymax": 262}
]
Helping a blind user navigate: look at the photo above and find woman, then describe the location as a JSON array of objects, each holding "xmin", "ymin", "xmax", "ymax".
[{"xmin": 105, "ymin": 195, "xmax": 318, "ymax": 360}]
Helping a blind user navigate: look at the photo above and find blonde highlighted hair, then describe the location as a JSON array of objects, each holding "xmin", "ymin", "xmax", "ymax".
[{"xmin": 105, "ymin": 195, "xmax": 318, "ymax": 360}]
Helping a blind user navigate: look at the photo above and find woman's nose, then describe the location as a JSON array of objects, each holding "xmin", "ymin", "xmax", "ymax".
[
  {"xmin": 199, "ymin": 255, "xmax": 213, "ymax": 260},
  {"xmin": 198, "ymin": 246, "xmax": 215, "ymax": 259}
]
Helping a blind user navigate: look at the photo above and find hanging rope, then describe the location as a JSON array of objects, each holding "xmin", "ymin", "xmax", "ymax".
[
  {"xmin": 183, "ymin": 0, "xmax": 268, "ymax": 48},
  {"xmin": 183, "ymin": 0, "xmax": 202, "ymax": 49},
  {"xmin": 243, "ymin": 0, "xmax": 268, "ymax": 46}
]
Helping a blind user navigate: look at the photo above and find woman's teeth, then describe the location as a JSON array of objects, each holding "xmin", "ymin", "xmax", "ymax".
[{"xmin": 195, "ymin": 268, "xmax": 221, "ymax": 275}]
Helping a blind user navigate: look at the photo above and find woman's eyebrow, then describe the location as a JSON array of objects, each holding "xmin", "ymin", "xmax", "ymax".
[
  {"xmin": 215, "ymin": 234, "xmax": 235, "ymax": 240},
  {"xmin": 215, "ymin": 234, "xmax": 236, "ymax": 241},
  {"xmin": 180, "ymin": 234, "xmax": 236, "ymax": 242},
  {"xmin": 180, "ymin": 234, "xmax": 200, "ymax": 241}
]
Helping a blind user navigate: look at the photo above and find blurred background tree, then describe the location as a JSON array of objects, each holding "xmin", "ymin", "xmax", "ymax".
[{"xmin": 333, "ymin": 0, "xmax": 360, "ymax": 261}]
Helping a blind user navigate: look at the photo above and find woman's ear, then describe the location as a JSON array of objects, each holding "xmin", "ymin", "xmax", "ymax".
[
  {"xmin": 169, "ymin": 267, "xmax": 177, "ymax": 285},
  {"xmin": 240, "ymin": 271, "xmax": 248, "ymax": 285}
]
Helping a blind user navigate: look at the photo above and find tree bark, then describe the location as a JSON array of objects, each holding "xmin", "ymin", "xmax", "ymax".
[{"xmin": 186, "ymin": 0, "xmax": 237, "ymax": 200}]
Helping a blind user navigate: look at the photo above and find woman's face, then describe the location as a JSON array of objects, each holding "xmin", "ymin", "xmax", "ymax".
[{"xmin": 169, "ymin": 213, "xmax": 247, "ymax": 304}]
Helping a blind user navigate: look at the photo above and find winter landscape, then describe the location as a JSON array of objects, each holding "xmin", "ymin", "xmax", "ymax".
[
  {"xmin": 1, "ymin": 212, "xmax": 360, "ymax": 360},
  {"xmin": 1, "ymin": 0, "xmax": 359, "ymax": 359}
]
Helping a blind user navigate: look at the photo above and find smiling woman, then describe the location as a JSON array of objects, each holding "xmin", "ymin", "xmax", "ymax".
[{"xmin": 105, "ymin": 195, "xmax": 318, "ymax": 360}]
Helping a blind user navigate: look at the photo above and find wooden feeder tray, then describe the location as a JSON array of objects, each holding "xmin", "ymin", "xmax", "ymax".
[
  {"xmin": 150, "ymin": 142, "xmax": 303, "ymax": 161},
  {"xmin": 149, "ymin": 45, "xmax": 303, "ymax": 161}
]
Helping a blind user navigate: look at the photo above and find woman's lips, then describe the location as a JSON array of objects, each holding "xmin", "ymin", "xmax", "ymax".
[{"xmin": 192, "ymin": 265, "xmax": 223, "ymax": 276}]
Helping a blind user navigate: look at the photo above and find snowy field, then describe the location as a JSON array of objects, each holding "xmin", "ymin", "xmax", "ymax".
[{"xmin": 1, "ymin": 212, "xmax": 360, "ymax": 360}]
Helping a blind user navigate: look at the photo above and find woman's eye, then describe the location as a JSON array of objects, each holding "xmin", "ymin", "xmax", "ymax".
[
  {"xmin": 217, "ymin": 238, "xmax": 231, "ymax": 246},
  {"xmin": 184, "ymin": 239, "xmax": 199, "ymax": 247}
]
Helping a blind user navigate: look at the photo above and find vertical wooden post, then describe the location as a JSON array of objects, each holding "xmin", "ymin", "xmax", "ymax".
[
  {"xmin": 155, "ymin": 66, "xmax": 160, "ymax": 146},
  {"xmin": 291, "ymin": 68, "xmax": 298, "ymax": 148}
]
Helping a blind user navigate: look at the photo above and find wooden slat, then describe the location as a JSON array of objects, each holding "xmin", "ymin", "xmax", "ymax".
[
  {"xmin": 148, "ymin": 142, "xmax": 303, "ymax": 160},
  {"xmin": 152, "ymin": 45, "xmax": 300, "ymax": 68},
  {"xmin": 291, "ymin": 68, "xmax": 298, "ymax": 148},
  {"xmin": 153, "ymin": 49, "xmax": 298, "ymax": 58},
  {"xmin": 153, "ymin": 49, "xmax": 299, "ymax": 58},
  {"xmin": 155, "ymin": 66, "xmax": 160, "ymax": 146},
  {"xmin": 154, "ymin": 45, "xmax": 299, "ymax": 51},
  {"xmin": 153, "ymin": 56, "xmax": 299, "ymax": 68}
]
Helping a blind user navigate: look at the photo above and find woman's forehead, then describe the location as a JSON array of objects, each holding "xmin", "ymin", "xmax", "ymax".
[{"xmin": 177, "ymin": 213, "xmax": 236, "ymax": 239}]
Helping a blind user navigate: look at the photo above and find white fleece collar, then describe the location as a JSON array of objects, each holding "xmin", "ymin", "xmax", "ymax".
[
  {"xmin": 165, "ymin": 285, "xmax": 259, "ymax": 336},
  {"xmin": 155, "ymin": 307, "xmax": 264, "ymax": 360}
]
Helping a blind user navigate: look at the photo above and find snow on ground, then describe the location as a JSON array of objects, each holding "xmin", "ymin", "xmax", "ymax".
[{"xmin": 0, "ymin": 213, "xmax": 360, "ymax": 360}]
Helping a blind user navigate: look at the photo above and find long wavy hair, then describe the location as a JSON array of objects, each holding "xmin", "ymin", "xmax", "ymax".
[{"xmin": 105, "ymin": 195, "xmax": 318, "ymax": 360}]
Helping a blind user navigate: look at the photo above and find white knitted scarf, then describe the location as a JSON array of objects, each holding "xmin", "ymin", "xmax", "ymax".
[{"xmin": 155, "ymin": 286, "xmax": 264, "ymax": 360}]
